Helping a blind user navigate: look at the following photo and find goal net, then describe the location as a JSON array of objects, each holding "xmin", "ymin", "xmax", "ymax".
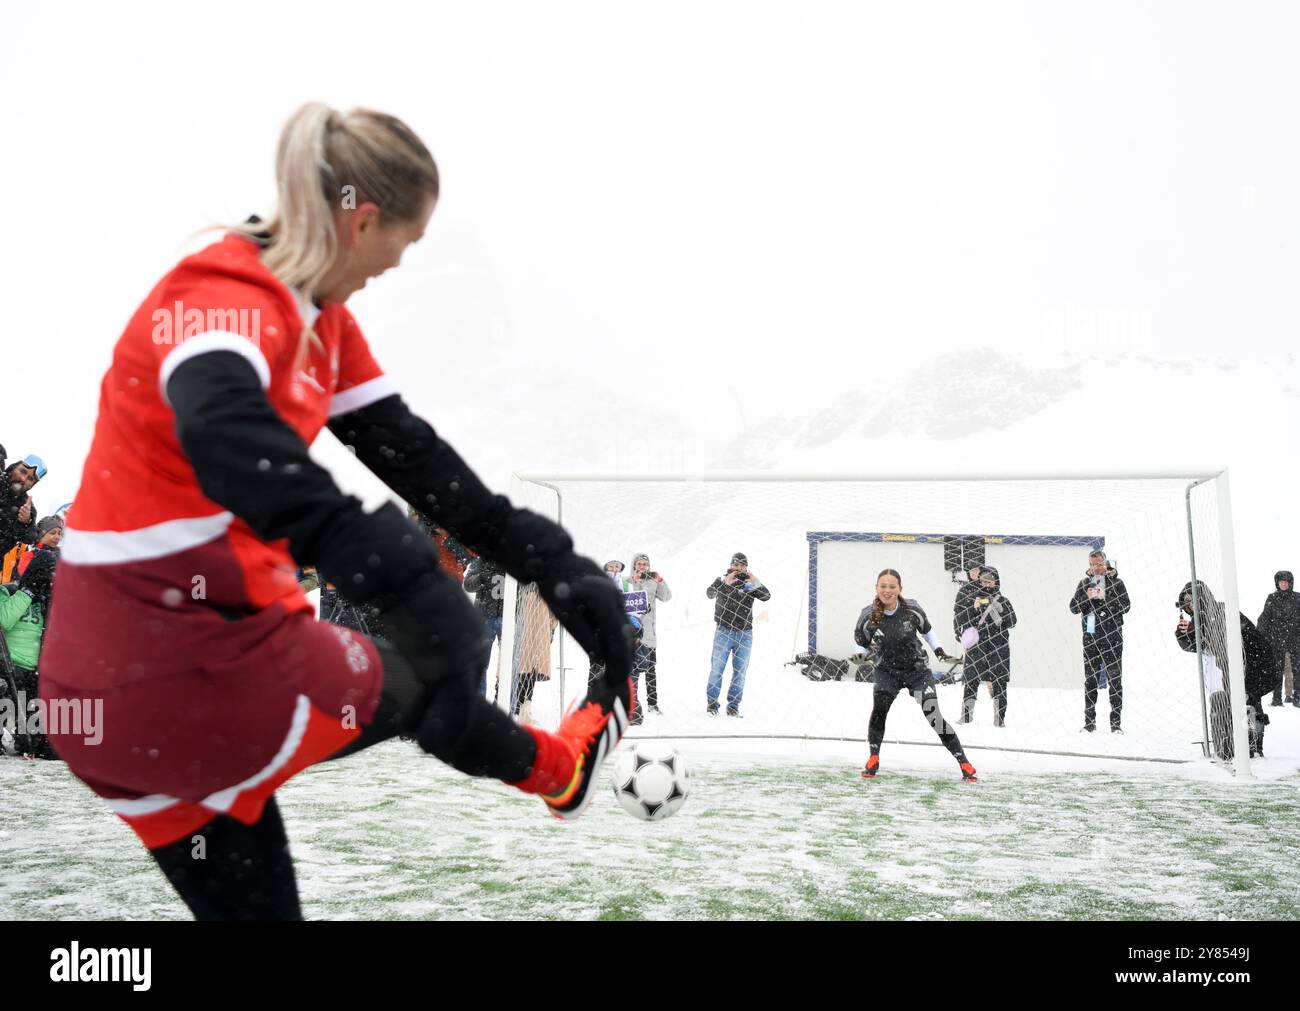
[{"xmin": 495, "ymin": 472, "xmax": 1252, "ymax": 773}]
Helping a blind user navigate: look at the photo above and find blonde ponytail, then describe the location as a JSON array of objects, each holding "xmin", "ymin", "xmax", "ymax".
[{"xmin": 230, "ymin": 102, "xmax": 440, "ymax": 360}]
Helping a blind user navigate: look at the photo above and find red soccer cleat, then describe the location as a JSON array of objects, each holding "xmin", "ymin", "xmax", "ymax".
[
  {"xmin": 861, "ymin": 754, "xmax": 880, "ymax": 779},
  {"xmin": 960, "ymin": 761, "xmax": 978, "ymax": 783},
  {"xmin": 541, "ymin": 676, "xmax": 634, "ymax": 820}
]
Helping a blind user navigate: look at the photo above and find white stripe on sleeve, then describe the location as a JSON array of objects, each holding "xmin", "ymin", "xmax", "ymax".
[
  {"xmin": 329, "ymin": 374, "xmax": 399, "ymax": 417},
  {"xmin": 158, "ymin": 331, "xmax": 272, "ymax": 405}
]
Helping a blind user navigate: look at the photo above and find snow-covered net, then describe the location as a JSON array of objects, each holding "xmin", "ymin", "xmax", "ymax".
[{"xmin": 500, "ymin": 473, "xmax": 1245, "ymax": 767}]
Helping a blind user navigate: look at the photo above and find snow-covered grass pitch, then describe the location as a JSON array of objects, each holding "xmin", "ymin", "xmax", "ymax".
[{"xmin": 3, "ymin": 731, "xmax": 1299, "ymax": 921}]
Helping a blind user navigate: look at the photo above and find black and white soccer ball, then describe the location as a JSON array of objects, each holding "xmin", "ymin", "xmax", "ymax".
[{"xmin": 610, "ymin": 742, "xmax": 690, "ymax": 821}]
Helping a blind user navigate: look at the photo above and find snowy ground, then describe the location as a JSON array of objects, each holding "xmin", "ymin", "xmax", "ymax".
[{"xmin": 2, "ymin": 708, "xmax": 1299, "ymax": 921}]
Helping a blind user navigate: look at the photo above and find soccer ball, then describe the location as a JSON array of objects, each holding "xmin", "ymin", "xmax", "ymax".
[{"xmin": 610, "ymin": 742, "xmax": 689, "ymax": 821}]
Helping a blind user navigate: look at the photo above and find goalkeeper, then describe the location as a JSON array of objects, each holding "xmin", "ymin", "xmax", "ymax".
[{"xmin": 853, "ymin": 569, "xmax": 978, "ymax": 782}]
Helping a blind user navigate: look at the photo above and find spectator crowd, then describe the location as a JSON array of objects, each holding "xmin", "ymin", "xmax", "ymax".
[{"xmin": 0, "ymin": 446, "xmax": 58, "ymax": 759}]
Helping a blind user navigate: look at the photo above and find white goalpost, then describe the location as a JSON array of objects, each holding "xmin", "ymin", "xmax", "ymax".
[{"xmin": 496, "ymin": 470, "xmax": 1252, "ymax": 777}]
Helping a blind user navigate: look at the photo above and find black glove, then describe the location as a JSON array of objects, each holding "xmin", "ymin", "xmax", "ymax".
[
  {"xmin": 18, "ymin": 548, "xmax": 58, "ymax": 604},
  {"xmin": 933, "ymin": 646, "xmax": 950, "ymax": 661},
  {"xmin": 538, "ymin": 553, "xmax": 636, "ymax": 687},
  {"xmin": 477, "ymin": 506, "xmax": 636, "ymax": 688},
  {"xmin": 314, "ymin": 503, "xmax": 490, "ymax": 700}
]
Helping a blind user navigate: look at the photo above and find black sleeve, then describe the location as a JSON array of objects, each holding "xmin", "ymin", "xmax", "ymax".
[
  {"xmin": 706, "ymin": 578, "xmax": 723, "ymax": 599},
  {"xmin": 1111, "ymin": 576, "xmax": 1132, "ymax": 616},
  {"xmin": 167, "ymin": 351, "xmax": 369, "ymax": 568},
  {"xmin": 1069, "ymin": 579, "xmax": 1090, "ymax": 615},
  {"xmin": 853, "ymin": 609, "xmax": 875, "ymax": 649},
  {"xmin": 1242, "ymin": 616, "xmax": 1278, "ymax": 693},
  {"xmin": 1, "ymin": 498, "xmax": 37, "ymax": 552},
  {"xmin": 327, "ymin": 394, "xmax": 570, "ymax": 583},
  {"xmin": 1257, "ymin": 598, "xmax": 1274, "ymax": 638},
  {"xmin": 749, "ymin": 582, "xmax": 772, "ymax": 602}
]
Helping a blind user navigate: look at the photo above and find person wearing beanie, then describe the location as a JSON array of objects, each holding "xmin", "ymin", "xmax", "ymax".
[
  {"xmin": 1256, "ymin": 571, "xmax": 1300, "ymax": 706},
  {"xmin": 16, "ymin": 515, "xmax": 64, "ymax": 577},
  {"xmin": 623, "ymin": 553, "xmax": 672, "ymax": 720},
  {"xmin": 954, "ymin": 565, "xmax": 1017, "ymax": 726},
  {"xmin": 705, "ymin": 552, "xmax": 770, "ymax": 716}
]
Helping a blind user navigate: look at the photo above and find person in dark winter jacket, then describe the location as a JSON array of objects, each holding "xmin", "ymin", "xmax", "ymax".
[
  {"xmin": 1069, "ymin": 550, "xmax": 1131, "ymax": 733},
  {"xmin": 463, "ymin": 556, "xmax": 505, "ymax": 698},
  {"xmin": 952, "ymin": 564, "xmax": 983, "ymax": 639},
  {"xmin": 955, "ymin": 565, "xmax": 1018, "ymax": 726},
  {"xmin": 1, "ymin": 455, "xmax": 43, "ymax": 556},
  {"xmin": 1175, "ymin": 580, "xmax": 1273, "ymax": 760},
  {"xmin": 1256, "ymin": 570, "xmax": 1300, "ymax": 707}
]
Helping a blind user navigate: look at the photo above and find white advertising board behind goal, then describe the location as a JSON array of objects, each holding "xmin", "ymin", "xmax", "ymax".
[{"xmin": 810, "ymin": 532, "xmax": 1103, "ymax": 690}]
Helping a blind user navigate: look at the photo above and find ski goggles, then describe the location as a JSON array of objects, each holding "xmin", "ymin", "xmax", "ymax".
[{"xmin": 19, "ymin": 454, "xmax": 47, "ymax": 481}]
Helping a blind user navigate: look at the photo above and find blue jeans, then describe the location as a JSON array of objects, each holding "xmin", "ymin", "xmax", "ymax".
[
  {"xmin": 707, "ymin": 627, "xmax": 753, "ymax": 712},
  {"xmin": 481, "ymin": 614, "xmax": 502, "ymax": 699}
]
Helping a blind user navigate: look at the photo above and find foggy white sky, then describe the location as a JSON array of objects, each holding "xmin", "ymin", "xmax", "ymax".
[{"xmin": 5, "ymin": 1, "xmax": 1299, "ymax": 600}]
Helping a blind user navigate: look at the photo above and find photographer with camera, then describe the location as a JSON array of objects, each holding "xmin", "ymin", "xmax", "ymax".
[
  {"xmin": 955, "ymin": 565, "xmax": 1017, "ymax": 727},
  {"xmin": 626, "ymin": 553, "xmax": 671, "ymax": 719},
  {"xmin": 1068, "ymin": 549, "xmax": 1131, "ymax": 733},
  {"xmin": 1, "ymin": 452, "xmax": 44, "ymax": 557},
  {"xmin": 705, "ymin": 552, "xmax": 770, "ymax": 717}
]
